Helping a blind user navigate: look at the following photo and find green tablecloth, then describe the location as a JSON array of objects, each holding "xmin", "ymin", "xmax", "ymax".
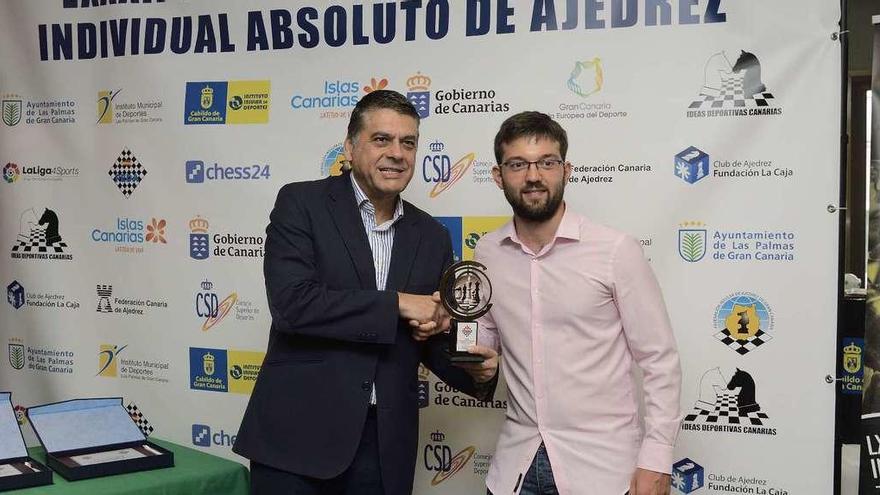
[{"xmin": 12, "ymin": 438, "xmax": 249, "ymax": 495}]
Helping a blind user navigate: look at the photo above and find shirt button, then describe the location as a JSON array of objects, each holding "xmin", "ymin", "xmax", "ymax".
[{"xmin": 361, "ymin": 381, "xmax": 372, "ymax": 391}]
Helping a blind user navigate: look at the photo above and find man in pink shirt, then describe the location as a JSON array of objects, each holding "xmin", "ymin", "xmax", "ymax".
[{"xmin": 464, "ymin": 111, "xmax": 682, "ymax": 495}]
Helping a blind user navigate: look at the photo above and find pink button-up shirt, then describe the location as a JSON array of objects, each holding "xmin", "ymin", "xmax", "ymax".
[{"xmin": 475, "ymin": 208, "xmax": 682, "ymax": 495}]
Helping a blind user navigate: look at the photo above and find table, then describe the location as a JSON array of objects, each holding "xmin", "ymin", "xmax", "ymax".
[{"xmin": 11, "ymin": 438, "xmax": 249, "ymax": 494}]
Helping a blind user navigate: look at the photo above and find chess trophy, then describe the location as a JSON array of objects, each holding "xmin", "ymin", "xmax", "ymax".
[{"xmin": 438, "ymin": 261, "xmax": 492, "ymax": 363}]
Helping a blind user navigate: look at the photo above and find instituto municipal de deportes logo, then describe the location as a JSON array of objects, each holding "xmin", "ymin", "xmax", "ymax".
[
  {"xmin": 713, "ymin": 292, "xmax": 773, "ymax": 355},
  {"xmin": 97, "ymin": 344, "xmax": 128, "ymax": 377}
]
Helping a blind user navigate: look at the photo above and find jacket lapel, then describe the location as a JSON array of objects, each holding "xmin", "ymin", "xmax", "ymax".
[
  {"xmin": 385, "ymin": 202, "xmax": 421, "ymax": 292},
  {"xmin": 327, "ymin": 172, "xmax": 377, "ymax": 290}
]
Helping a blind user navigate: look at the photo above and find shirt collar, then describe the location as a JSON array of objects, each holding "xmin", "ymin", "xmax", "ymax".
[
  {"xmin": 498, "ymin": 203, "xmax": 581, "ymax": 246},
  {"xmin": 350, "ymin": 173, "xmax": 404, "ymax": 224}
]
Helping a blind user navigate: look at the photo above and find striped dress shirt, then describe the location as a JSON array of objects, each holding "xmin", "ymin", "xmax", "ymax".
[{"xmin": 351, "ymin": 174, "xmax": 404, "ymax": 404}]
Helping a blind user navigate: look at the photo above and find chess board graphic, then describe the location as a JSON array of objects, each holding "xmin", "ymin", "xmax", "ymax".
[
  {"xmin": 127, "ymin": 402, "xmax": 154, "ymax": 437},
  {"xmin": 688, "ymin": 68, "xmax": 775, "ymax": 110},
  {"xmin": 713, "ymin": 327, "xmax": 773, "ymax": 355},
  {"xmin": 109, "ymin": 149, "xmax": 148, "ymax": 197},
  {"xmin": 11, "ymin": 224, "xmax": 67, "ymax": 253},
  {"xmin": 684, "ymin": 391, "xmax": 769, "ymax": 426}
]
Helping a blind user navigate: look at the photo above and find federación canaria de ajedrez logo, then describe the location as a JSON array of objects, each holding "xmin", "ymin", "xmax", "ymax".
[
  {"xmin": 185, "ymin": 81, "xmax": 270, "ymax": 125},
  {"xmin": 407, "ymin": 72, "xmax": 431, "ymax": 118},
  {"xmin": 678, "ymin": 222, "xmax": 707, "ymax": 262},
  {"xmin": 672, "ymin": 458, "xmax": 704, "ymax": 493},
  {"xmin": 686, "ymin": 49, "xmax": 782, "ymax": 118},
  {"xmin": 320, "ymin": 143, "xmax": 346, "ymax": 177},
  {"xmin": 11, "ymin": 207, "xmax": 72, "ymax": 261},
  {"xmin": 436, "ymin": 217, "xmax": 508, "ymax": 262},
  {"xmin": 681, "ymin": 367, "xmax": 775, "ymax": 436},
  {"xmin": 7, "ymin": 281, "xmax": 25, "ymax": 309},
  {"xmin": 713, "ymin": 292, "xmax": 773, "ymax": 355},
  {"xmin": 674, "ymin": 147, "xmax": 710, "ymax": 185},
  {"xmin": 108, "ymin": 148, "xmax": 148, "ymax": 197}
]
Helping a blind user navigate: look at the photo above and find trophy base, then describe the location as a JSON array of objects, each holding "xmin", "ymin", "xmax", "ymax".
[{"xmin": 444, "ymin": 347, "xmax": 486, "ymax": 363}]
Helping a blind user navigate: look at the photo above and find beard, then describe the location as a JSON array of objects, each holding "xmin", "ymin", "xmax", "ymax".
[{"xmin": 501, "ymin": 177, "xmax": 565, "ymax": 222}]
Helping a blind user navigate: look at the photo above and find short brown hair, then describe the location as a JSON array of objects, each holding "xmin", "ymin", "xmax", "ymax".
[{"xmin": 494, "ymin": 111, "xmax": 568, "ymax": 164}]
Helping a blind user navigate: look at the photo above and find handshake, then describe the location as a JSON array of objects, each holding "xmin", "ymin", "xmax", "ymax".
[
  {"xmin": 398, "ymin": 291, "xmax": 450, "ymax": 341},
  {"xmin": 397, "ymin": 291, "xmax": 498, "ymax": 383}
]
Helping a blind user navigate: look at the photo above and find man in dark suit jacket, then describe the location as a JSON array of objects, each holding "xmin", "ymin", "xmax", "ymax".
[{"xmin": 233, "ymin": 90, "xmax": 499, "ymax": 495}]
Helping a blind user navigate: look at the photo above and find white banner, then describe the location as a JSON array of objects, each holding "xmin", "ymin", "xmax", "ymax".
[{"xmin": 0, "ymin": 1, "xmax": 840, "ymax": 494}]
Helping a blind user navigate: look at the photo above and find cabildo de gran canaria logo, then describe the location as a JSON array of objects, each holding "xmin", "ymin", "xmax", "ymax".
[
  {"xmin": 436, "ymin": 217, "xmax": 508, "ymax": 262},
  {"xmin": 184, "ymin": 81, "xmax": 270, "ymax": 124},
  {"xmin": 189, "ymin": 347, "xmax": 264, "ymax": 394}
]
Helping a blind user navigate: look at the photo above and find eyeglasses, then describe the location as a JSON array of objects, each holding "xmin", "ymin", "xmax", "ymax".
[{"xmin": 501, "ymin": 158, "xmax": 564, "ymax": 173}]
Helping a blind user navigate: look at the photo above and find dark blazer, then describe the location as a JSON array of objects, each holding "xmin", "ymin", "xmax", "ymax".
[{"xmin": 233, "ymin": 172, "xmax": 483, "ymax": 495}]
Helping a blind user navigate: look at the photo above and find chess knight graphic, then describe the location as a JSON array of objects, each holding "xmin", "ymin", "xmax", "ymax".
[
  {"xmin": 683, "ymin": 367, "xmax": 772, "ymax": 430},
  {"xmin": 11, "ymin": 207, "xmax": 68, "ymax": 255},
  {"xmin": 689, "ymin": 49, "xmax": 776, "ymax": 109}
]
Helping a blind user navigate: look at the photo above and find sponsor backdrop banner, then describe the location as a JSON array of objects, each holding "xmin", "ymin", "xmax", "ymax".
[
  {"xmin": 0, "ymin": 1, "xmax": 839, "ymax": 493},
  {"xmin": 862, "ymin": 15, "xmax": 880, "ymax": 495}
]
